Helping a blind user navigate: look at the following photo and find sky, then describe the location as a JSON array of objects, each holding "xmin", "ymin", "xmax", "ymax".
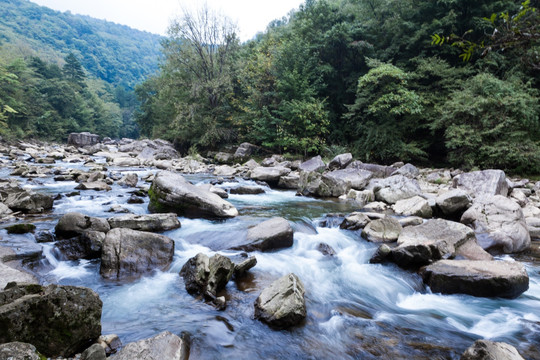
[{"xmin": 30, "ymin": 0, "xmax": 305, "ymax": 41}]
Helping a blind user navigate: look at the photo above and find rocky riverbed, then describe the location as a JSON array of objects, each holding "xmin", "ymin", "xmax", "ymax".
[{"xmin": 0, "ymin": 134, "xmax": 538, "ymax": 359}]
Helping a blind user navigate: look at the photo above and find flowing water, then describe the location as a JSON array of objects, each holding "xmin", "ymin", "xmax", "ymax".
[{"xmin": 2, "ymin": 160, "xmax": 540, "ymax": 359}]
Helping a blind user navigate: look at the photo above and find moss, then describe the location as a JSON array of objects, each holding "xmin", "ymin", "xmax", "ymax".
[{"xmin": 5, "ymin": 223, "xmax": 36, "ymax": 234}]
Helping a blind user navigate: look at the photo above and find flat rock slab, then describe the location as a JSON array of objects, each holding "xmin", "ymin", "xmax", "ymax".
[
  {"xmin": 452, "ymin": 169, "xmax": 508, "ymax": 197},
  {"xmin": 114, "ymin": 331, "xmax": 187, "ymax": 360},
  {"xmin": 107, "ymin": 213, "xmax": 180, "ymax": 232},
  {"xmin": 362, "ymin": 217, "xmax": 402, "ymax": 243},
  {"xmin": 421, "ymin": 260, "xmax": 529, "ymax": 299},
  {"xmin": 0, "ymin": 262, "xmax": 38, "ymax": 289},
  {"xmin": 230, "ymin": 217, "xmax": 293, "ymax": 252}
]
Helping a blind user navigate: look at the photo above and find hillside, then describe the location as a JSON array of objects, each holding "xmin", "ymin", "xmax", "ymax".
[{"xmin": 0, "ymin": 0, "xmax": 163, "ymax": 88}]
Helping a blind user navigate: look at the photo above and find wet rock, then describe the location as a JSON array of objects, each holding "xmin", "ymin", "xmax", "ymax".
[
  {"xmin": 68, "ymin": 132, "xmax": 100, "ymax": 147},
  {"xmin": 421, "ymin": 260, "xmax": 529, "ymax": 299},
  {"xmin": 461, "ymin": 195, "xmax": 530, "ymax": 253},
  {"xmin": 461, "ymin": 339, "xmax": 525, "ymax": 360},
  {"xmin": 0, "ymin": 243, "xmax": 42, "ymax": 264},
  {"xmin": 97, "ymin": 334, "xmax": 122, "ymax": 356},
  {"xmin": 149, "ymin": 171, "xmax": 238, "ymax": 219},
  {"xmin": 278, "ymin": 172, "xmax": 300, "ymax": 189},
  {"xmin": 107, "ymin": 213, "xmax": 180, "ymax": 232},
  {"xmin": 113, "ymin": 331, "xmax": 188, "ymax": 360},
  {"xmin": 369, "ymin": 244, "xmax": 392, "ymax": 264},
  {"xmin": 254, "ymin": 273, "xmax": 306, "ymax": 329},
  {"xmin": 100, "ymin": 228, "xmax": 175, "ymax": 280},
  {"xmin": 340, "ymin": 212, "xmax": 371, "ymax": 230},
  {"xmin": 34, "ymin": 230, "xmax": 55, "ymax": 243},
  {"xmin": 0, "ymin": 262, "xmax": 38, "ymax": 289},
  {"xmin": 299, "ymin": 155, "xmax": 326, "ymax": 173},
  {"xmin": 362, "ymin": 217, "xmax": 402, "ymax": 243},
  {"xmin": 233, "ymin": 256, "xmax": 257, "ymax": 277},
  {"xmin": 117, "ymin": 173, "xmax": 138, "ymax": 187},
  {"xmin": 127, "ymin": 194, "xmax": 144, "ymax": 204},
  {"xmin": 328, "ymin": 153, "xmax": 353, "ymax": 170},
  {"xmin": 0, "ymin": 283, "xmax": 102, "ymax": 358},
  {"xmin": 298, "ymin": 169, "xmax": 373, "ymax": 198},
  {"xmin": 392, "ymin": 196, "xmax": 432, "ymax": 218},
  {"xmin": 0, "ymin": 342, "xmax": 42, "ymax": 360},
  {"xmin": 6, "ymin": 223, "xmax": 36, "ymax": 234},
  {"xmin": 452, "ymin": 169, "xmax": 508, "ymax": 197},
  {"xmin": 435, "ymin": 189, "xmax": 472, "ymax": 217},
  {"xmin": 229, "ymin": 186, "xmax": 265, "ymax": 195},
  {"xmin": 0, "ymin": 186, "xmax": 54, "ymax": 213},
  {"xmin": 230, "ymin": 217, "xmax": 294, "ymax": 252},
  {"xmin": 250, "ymin": 166, "xmax": 291, "ymax": 185},
  {"xmin": 344, "ymin": 189, "xmax": 375, "ymax": 207},
  {"xmin": 372, "ymin": 175, "xmax": 423, "ymax": 204},
  {"xmin": 55, "ymin": 231, "xmax": 105, "ymax": 260},
  {"xmin": 81, "ymin": 343, "xmax": 106, "ymax": 360},
  {"xmin": 317, "ymin": 243, "xmax": 337, "ymax": 257},
  {"xmin": 55, "ymin": 212, "xmax": 110, "ymax": 239},
  {"xmin": 75, "ymin": 181, "xmax": 112, "ymax": 191}
]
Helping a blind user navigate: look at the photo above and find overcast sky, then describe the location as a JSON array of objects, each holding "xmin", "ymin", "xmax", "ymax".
[{"xmin": 30, "ymin": 0, "xmax": 305, "ymax": 41}]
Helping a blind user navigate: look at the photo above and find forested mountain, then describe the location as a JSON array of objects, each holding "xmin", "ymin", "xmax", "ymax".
[
  {"xmin": 138, "ymin": 0, "xmax": 540, "ymax": 174},
  {"xmin": 0, "ymin": 0, "xmax": 162, "ymax": 88}
]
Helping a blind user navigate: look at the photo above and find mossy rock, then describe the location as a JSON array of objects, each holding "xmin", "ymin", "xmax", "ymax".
[{"xmin": 6, "ymin": 223, "xmax": 36, "ymax": 234}]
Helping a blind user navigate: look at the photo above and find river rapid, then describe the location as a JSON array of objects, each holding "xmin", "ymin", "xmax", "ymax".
[{"xmin": 2, "ymin": 158, "xmax": 540, "ymax": 359}]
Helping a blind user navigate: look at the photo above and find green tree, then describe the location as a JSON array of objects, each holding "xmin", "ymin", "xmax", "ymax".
[{"xmin": 63, "ymin": 53, "xmax": 86, "ymax": 86}]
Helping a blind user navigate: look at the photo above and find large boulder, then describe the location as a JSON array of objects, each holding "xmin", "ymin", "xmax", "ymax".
[
  {"xmin": 461, "ymin": 340, "xmax": 525, "ymax": 360},
  {"xmin": 0, "ymin": 342, "xmax": 42, "ymax": 360},
  {"xmin": 107, "ymin": 213, "xmax": 180, "ymax": 232},
  {"xmin": 452, "ymin": 169, "xmax": 508, "ymax": 197},
  {"xmin": 362, "ymin": 217, "xmax": 402, "ymax": 243},
  {"xmin": 55, "ymin": 212, "xmax": 110, "ymax": 239},
  {"xmin": 278, "ymin": 173, "xmax": 301, "ymax": 189},
  {"xmin": 392, "ymin": 196, "xmax": 432, "ymax": 218},
  {"xmin": 250, "ymin": 166, "xmax": 291, "ymax": 185},
  {"xmin": 113, "ymin": 331, "xmax": 188, "ymax": 360},
  {"xmin": 148, "ymin": 171, "xmax": 238, "ymax": 219},
  {"xmin": 347, "ymin": 161, "xmax": 396, "ymax": 178},
  {"xmin": 68, "ymin": 132, "xmax": 100, "ymax": 147},
  {"xmin": 461, "ymin": 195, "xmax": 530, "ymax": 253},
  {"xmin": 392, "ymin": 163, "xmax": 419, "ymax": 178},
  {"xmin": 298, "ymin": 169, "xmax": 372, "ymax": 198},
  {"xmin": 0, "ymin": 283, "xmax": 102, "ymax": 358},
  {"xmin": 75, "ymin": 181, "xmax": 112, "ymax": 191},
  {"xmin": 0, "ymin": 185, "xmax": 54, "ymax": 213},
  {"xmin": 254, "ymin": 273, "xmax": 306, "ymax": 329},
  {"xmin": 340, "ymin": 212, "xmax": 371, "ymax": 230},
  {"xmin": 234, "ymin": 142, "xmax": 258, "ymax": 161},
  {"xmin": 231, "ymin": 217, "xmax": 294, "ymax": 252},
  {"xmin": 328, "ymin": 153, "xmax": 353, "ymax": 170},
  {"xmin": 298, "ymin": 155, "xmax": 326, "ymax": 173},
  {"xmin": 371, "ymin": 175, "xmax": 423, "ymax": 204},
  {"xmin": 112, "ymin": 157, "xmax": 140, "ymax": 167},
  {"xmin": 436, "ymin": 189, "xmax": 472, "ymax": 217},
  {"xmin": 100, "ymin": 228, "xmax": 175, "ymax": 280},
  {"xmin": 55, "ymin": 231, "xmax": 105, "ymax": 260},
  {"xmin": 421, "ymin": 260, "xmax": 529, "ymax": 299},
  {"xmin": 390, "ymin": 219, "xmax": 491, "ymax": 268}
]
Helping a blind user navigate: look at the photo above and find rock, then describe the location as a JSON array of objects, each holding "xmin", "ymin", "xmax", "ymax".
[
  {"xmin": 369, "ymin": 244, "xmax": 393, "ymax": 264},
  {"xmin": 215, "ymin": 152, "xmax": 234, "ymax": 164},
  {"xmin": 317, "ymin": 243, "xmax": 337, "ymax": 257},
  {"xmin": 34, "ymin": 230, "xmax": 55, "ymax": 243},
  {"xmin": 278, "ymin": 173, "xmax": 300, "ymax": 189},
  {"xmin": 68, "ymin": 132, "xmax": 100, "ymax": 147},
  {"xmin": 461, "ymin": 340, "xmax": 525, "ymax": 360},
  {"xmin": 6, "ymin": 223, "xmax": 36, "ymax": 234},
  {"xmin": 213, "ymin": 165, "xmax": 237, "ymax": 177},
  {"xmin": 452, "ymin": 169, "xmax": 508, "ymax": 197},
  {"xmin": 127, "ymin": 194, "xmax": 144, "ymax": 204},
  {"xmin": 243, "ymin": 159, "xmax": 259, "ymax": 169},
  {"xmin": 510, "ymin": 188, "xmax": 528, "ymax": 207},
  {"xmin": 362, "ymin": 217, "xmax": 402, "ymax": 243},
  {"xmin": 0, "ymin": 263, "xmax": 38, "ymax": 289},
  {"xmin": 0, "ymin": 243, "xmax": 42, "ymax": 264},
  {"xmin": 0, "ymin": 186, "xmax": 54, "ymax": 213},
  {"xmin": 526, "ymin": 217, "xmax": 540, "ymax": 239},
  {"xmin": 231, "ymin": 217, "xmax": 294, "ymax": 252},
  {"xmin": 107, "ymin": 213, "xmax": 180, "ymax": 232},
  {"xmin": 436, "ymin": 189, "xmax": 472, "ymax": 217},
  {"xmin": 100, "ymin": 228, "xmax": 175, "ymax": 280},
  {"xmin": 298, "ymin": 155, "xmax": 326, "ymax": 173},
  {"xmin": 117, "ymin": 173, "xmax": 138, "ymax": 187},
  {"xmin": 229, "ymin": 186, "xmax": 265, "ymax": 195},
  {"xmin": 426, "ymin": 171, "xmax": 451, "ymax": 184},
  {"xmin": 0, "ymin": 283, "xmax": 102, "ymax": 358},
  {"xmin": 461, "ymin": 195, "xmax": 530, "ymax": 253},
  {"xmin": 298, "ymin": 169, "xmax": 373, "ymax": 198},
  {"xmin": 340, "ymin": 212, "xmax": 371, "ymax": 230},
  {"xmin": 75, "ymin": 181, "xmax": 112, "ymax": 191},
  {"xmin": 113, "ymin": 331, "xmax": 188, "ymax": 360},
  {"xmin": 254, "ymin": 273, "xmax": 306, "ymax": 329},
  {"xmin": 392, "ymin": 196, "xmax": 432, "ymax": 218},
  {"xmin": 261, "ymin": 157, "xmax": 278, "ymax": 167},
  {"xmin": 234, "ymin": 142, "xmax": 258, "ymax": 161},
  {"xmin": 233, "ymin": 256, "xmax": 257, "ymax": 277},
  {"xmin": 392, "ymin": 163, "xmax": 419, "ymax": 178},
  {"xmin": 363, "ymin": 201, "xmax": 388, "ymax": 212},
  {"xmin": 371, "ymin": 175, "xmax": 423, "ymax": 204},
  {"xmin": 55, "ymin": 231, "xmax": 105, "ymax": 260},
  {"xmin": 250, "ymin": 166, "xmax": 291, "ymax": 185},
  {"xmin": 328, "ymin": 153, "xmax": 353, "ymax": 170},
  {"xmin": 148, "ymin": 171, "xmax": 238, "ymax": 219},
  {"xmin": 421, "ymin": 260, "xmax": 529, "ymax": 299},
  {"xmin": 0, "ymin": 202, "xmax": 13, "ymax": 217},
  {"xmin": 55, "ymin": 212, "xmax": 110, "ymax": 239},
  {"xmin": 391, "ymin": 219, "xmax": 491, "ymax": 268},
  {"xmin": 81, "ymin": 343, "xmax": 106, "ymax": 360},
  {"xmin": 345, "ymin": 189, "xmax": 375, "ymax": 207},
  {"xmin": 0, "ymin": 342, "xmax": 42, "ymax": 360},
  {"xmin": 112, "ymin": 157, "xmax": 140, "ymax": 167},
  {"xmin": 97, "ymin": 334, "xmax": 122, "ymax": 356},
  {"xmin": 398, "ymin": 216, "xmax": 424, "ymax": 227},
  {"xmin": 347, "ymin": 161, "xmax": 396, "ymax": 178}
]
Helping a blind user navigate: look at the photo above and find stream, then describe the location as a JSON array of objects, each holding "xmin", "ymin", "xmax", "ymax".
[{"xmin": 2, "ymin": 158, "xmax": 540, "ymax": 359}]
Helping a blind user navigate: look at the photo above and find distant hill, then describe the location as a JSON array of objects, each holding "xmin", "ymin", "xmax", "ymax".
[{"xmin": 0, "ymin": 0, "xmax": 163, "ymax": 88}]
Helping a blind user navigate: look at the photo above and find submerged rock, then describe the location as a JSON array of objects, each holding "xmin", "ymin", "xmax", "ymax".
[
  {"xmin": 113, "ymin": 331, "xmax": 188, "ymax": 360},
  {"xmin": 230, "ymin": 217, "xmax": 294, "ymax": 252},
  {"xmin": 254, "ymin": 273, "xmax": 306, "ymax": 329},
  {"xmin": 461, "ymin": 339, "xmax": 525, "ymax": 360},
  {"xmin": 107, "ymin": 213, "xmax": 180, "ymax": 232}
]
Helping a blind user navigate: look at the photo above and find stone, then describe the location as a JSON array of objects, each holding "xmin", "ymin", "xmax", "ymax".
[
  {"xmin": 369, "ymin": 244, "xmax": 392, "ymax": 264},
  {"xmin": 213, "ymin": 165, "xmax": 237, "ymax": 177},
  {"xmin": 436, "ymin": 189, "xmax": 472, "ymax": 216},
  {"xmin": 113, "ymin": 331, "xmax": 187, "ymax": 360},
  {"xmin": 35, "ymin": 230, "xmax": 55, "ymax": 243},
  {"xmin": 243, "ymin": 159, "xmax": 259, "ymax": 169},
  {"xmin": 148, "ymin": 171, "xmax": 238, "ymax": 219},
  {"xmin": 100, "ymin": 228, "xmax": 175, "ymax": 280},
  {"xmin": 461, "ymin": 340, "xmax": 525, "ymax": 360},
  {"xmin": 526, "ymin": 217, "xmax": 540, "ymax": 239},
  {"xmin": 81, "ymin": 343, "xmax": 106, "ymax": 360},
  {"xmin": 231, "ymin": 217, "xmax": 294, "ymax": 252},
  {"xmin": 6, "ymin": 223, "xmax": 36, "ymax": 234},
  {"xmin": 233, "ymin": 256, "xmax": 257, "ymax": 277},
  {"xmin": 362, "ymin": 217, "xmax": 402, "ymax": 243},
  {"xmin": 97, "ymin": 334, "xmax": 122, "ymax": 356},
  {"xmin": 317, "ymin": 243, "xmax": 337, "ymax": 257},
  {"xmin": 347, "ymin": 161, "xmax": 396, "ymax": 178},
  {"xmin": 254, "ymin": 273, "xmax": 306, "ymax": 329},
  {"xmin": 421, "ymin": 260, "xmax": 529, "ymax": 299},
  {"xmin": 55, "ymin": 231, "xmax": 105, "ymax": 260},
  {"xmin": 392, "ymin": 163, "xmax": 419, "ymax": 178},
  {"xmin": 0, "ymin": 186, "xmax": 54, "ymax": 213},
  {"xmin": 250, "ymin": 166, "xmax": 291, "ymax": 185},
  {"xmin": 371, "ymin": 175, "xmax": 423, "ymax": 204},
  {"xmin": 278, "ymin": 173, "xmax": 300, "ymax": 189},
  {"xmin": 328, "ymin": 153, "xmax": 353, "ymax": 170},
  {"xmin": 363, "ymin": 201, "xmax": 388, "ymax": 212},
  {"xmin": 229, "ymin": 186, "xmax": 265, "ymax": 195},
  {"xmin": 398, "ymin": 216, "xmax": 424, "ymax": 227},
  {"xmin": 0, "ymin": 202, "xmax": 13, "ymax": 217},
  {"xmin": 215, "ymin": 152, "xmax": 234, "ymax": 164},
  {"xmin": 510, "ymin": 188, "xmax": 528, "ymax": 207},
  {"xmin": 345, "ymin": 189, "xmax": 375, "ymax": 207},
  {"xmin": 0, "ymin": 342, "xmax": 41, "ymax": 360},
  {"xmin": 127, "ymin": 194, "xmax": 144, "ymax": 204},
  {"xmin": 68, "ymin": 132, "xmax": 100, "ymax": 147},
  {"xmin": 298, "ymin": 169, "xmax": 373, "ymax": 198},
  {"xmin": 391, "ymin": 219, "xmax": 491, "ymax": 268},
  {"xmin": 55, "ymin": 212, "xmax": 110, "ymax": 239},
  {"xmin": 112, "ymin": 157, "xmax": 140, "ymax": 167},
  {"xmin": 0, "ymin": 283, "xmax": 102, "ymax": 358},
  {"xmin": 452, "ymin": 169, "xmax": 508, "ymax": 197},
  {"xmin": 461, "ymin": 195, "xmax": 530, "ymax": 253},
  {"xmin": 234, "ymin": 142, "xmax": 258, "ymax": 161},
  {"xmin": 118, "ymin": 173, "xmax": 138, "ymax": 187},
  {"xmin": 340, "ymin": 212, "xmax": 371, "ymax": 230},
  {"xmin": 0, "ymin": 263, "xmax": 38, "ymax": 290},
  {"xmin": 107, "ymin": 213, "xmax": 180, "ymax": 232},
  {"xmin": 75, "ymin": 181, "xmax": 112, "ymax": 191},
  {"xmin": 392, "ymin": 196, "xmax": 432, "ymax": 218},
  {"xmin": 298, "ymin": 155, "xmax": 326, "ymax": 173}
]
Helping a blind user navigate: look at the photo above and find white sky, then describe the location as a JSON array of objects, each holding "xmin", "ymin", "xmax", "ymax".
[{"xmin": 30, "ymin": 0, "xmax": 305, "ymax": 41}]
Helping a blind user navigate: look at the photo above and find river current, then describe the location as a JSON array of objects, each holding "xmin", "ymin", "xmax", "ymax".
[{"xmin": 2, "ymin": 159, "xmax": 539, "ymax": 359}]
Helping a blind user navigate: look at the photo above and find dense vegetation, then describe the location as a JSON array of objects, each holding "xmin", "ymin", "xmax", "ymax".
[
  {"xmin": 0, "ymin": 0, "xmax": 163, "ymax": 140},
  {"xmin": 137, "ymin": 0, "xmax": 540, "ymax": 173}
]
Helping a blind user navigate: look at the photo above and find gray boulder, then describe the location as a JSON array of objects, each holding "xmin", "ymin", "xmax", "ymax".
[
  {"xmin": 231, "ymin": 217, "xmax": 294, "ymax": 252},
  {"xmin": 298, "ymin": 169, "xmax": 373, "ymax": 198},
  {"xmin": 0, "ymin": 283, "xmax": 102, "ymax": 358},
  {"xmin": 113, "ymin": 331, "xmax": 188, "ymax": 360},
  {"xmin": 298, "ymin": 155, "xmax": 326, "ymax": 173},
  {"xmin": 55, "ymin": 231, "xmax": 105, "ymax": 260},
  {"xmin": 112, "ymin": 157, "xmax": 140, "ymax": 167},
  {"xmin": 100, "ymin": 228, "xmax": 175, "ymax": 280},
  {"xmin": 278, "ymin": 173, "xmax": 300, "ymax": 189},
  {"xmin": 436, "ymin": 189, "xmax": 472, "ymax": 216},
  {"xmin": 250, "ymin": 166, "xmax": 291, "ymax": 185},
  {"xmin": 117, "ymin": 173, "xmax": 138, "ymax": 187},
  {"xmin": 254, "ymin": 273, "xmax": 306, "ymax": 329},
  {"xmin": 0, "ymin": 186, "xmax": 54, "ymax": 213},
  {"xmin": 392, "ymin": 163, "xmax": 419, "ymax": 178},
  {"xmin": 461, "ymin": 340, "xmax": 525, "ymax": 360},
  {"xmin": 372, "ymin": 175, "xmax": 422, "ymax": 204},
  {"xmin": 229, "ymin": 186, "xmax": 265, "ymax": 195},
  {"xmin": 340, "ymin": 212, "xmax": 371, "ymax": 230},
  {"xmin": 68, "ymin": 132, "xmax": 100, "ymax": 147},
  {"xmin": 81, "ymin": 343, "xmax": 106, "ymax": 360},
  {"xmin": 421, "ymin": 260, "xmax": 529, "ymax": 299},
  {"xmin": 107, "ymin": 213, "xmax": 180, "ymax": 232},
  {"xmin": 392, "ymin": 196, "xmax": 432, "ymax": 218},
  {"xmin": 234, "ymin": 142, "xmax": 258, "ymax": 161},
  {"xmin": 148, "ymin": 171, "xmax": 238, "ymax": 219},
  {"xmin": 347, "ymin": 161, "xmax": 396, "ymax": 178},
  {"xmin": 452, "ymin": 169, "xmax": 508, "ymax": 197},
  {"xmin": 55, "ymin": 212, "xmax": 110, "ymax": 239},
  {"xmin": 362, "ymin": 217, "xmax": 402, "ymax": 243},
  {"xmin": 328, "ymin": 153, "xmax": 353, "ymax": 170},
  {"xmin": 461, "ymin": 195, "xmax": 530, "ymax": 253},
  {"xmin": 0, "ymin": 262, "xmax": 38, "ymax": 290},
  {"xmin": 75, "ymin": 181, "xmax": 112, "ymax": 191},
  {"xmin": 214, "ymin": 152, "xmax": 234, "ymax": 164},
  {"xmin": 0, "ymin": 342, "xmax": 42, "ymax": 360}
]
